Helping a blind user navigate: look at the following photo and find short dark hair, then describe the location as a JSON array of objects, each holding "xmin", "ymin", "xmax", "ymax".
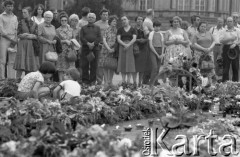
[
  {"xmin": 22, "ymin": 6, "xmax": 32, "ymax": 14},
  {"xmin": 197, "ymin": 21, "xmax": 207, "ymax": 32},
  {"xmin": 81, "ymin": 7, "xmax": 90, "ymax": 17},
  {"xmin": 191, "ymin": 15, "xmax": 200, "ymax": 24},
  {"xmin": 3, "ymin": 0, "xmax": 14, "ymax": 7},
  {"xmin": 108, "ymin": 15, "xmax": 118, "ymax": 25},
  {"xmin": 66, "ymin": 68, "xmax": 80, "ymax": 81},
  {"xmin": 33, "ymin": 4, "xmax": 45, "ymax": 17},
  {"xmin": 39, "ymin": 62, "xmax": 56, "ymax": 74},
  {"xmin": 100, "ymin": 8, "xmax": 109, "ymax": 15},
  {"xmin": 153, "ymin": 20, "xmax": 161, "ymax": 27},
  {"xmin": 135, "ymin": 16, "xmax": 144, "ymax": 22}
]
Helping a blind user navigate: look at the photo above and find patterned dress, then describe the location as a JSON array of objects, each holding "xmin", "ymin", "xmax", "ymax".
[
  {"xmin": 98, "ymin": 26, "xmax": 117, "ymax": 68},
  {"xmin": 56, "ymin": 26, "xmax": 74, "ymax": 72},
  {"xmin": 38, "ymin": 22, "xmax": 56, "ymax": 64},
  {"xmin": 14, "ymin": 19, "xmax": 40, "ymax": 72},
  {"xmin": 164, "ymin": 29, "xmax": 187, "ymax": 67}
]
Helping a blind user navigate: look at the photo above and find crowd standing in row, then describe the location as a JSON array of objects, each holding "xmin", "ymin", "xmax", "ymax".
[{"xmin": 1, "ymin": 0, "xmax": 240, "ymax": 100}]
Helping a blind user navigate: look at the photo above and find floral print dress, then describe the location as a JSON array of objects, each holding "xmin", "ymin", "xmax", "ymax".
[
  {"xmin": 98, "ymin": 26, "xmax": 117, "ymax": 67},
  {"xmin": 164, "ymin": 29, "xmax": 187, "ymax": 67},
  {"xmin": 56, "ymin": 26, "xmax": 73, "ymax": 71}
]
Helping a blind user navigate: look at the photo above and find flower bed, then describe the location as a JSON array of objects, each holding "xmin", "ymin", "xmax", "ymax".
[{"xmin": 1, "ymin": 79, "xmax": 240, "ymax": 156}]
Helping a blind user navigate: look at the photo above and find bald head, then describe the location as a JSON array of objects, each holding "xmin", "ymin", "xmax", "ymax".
[{"xmin": 88, "ymin": 13, "xmax": 96, "ymax": 24}]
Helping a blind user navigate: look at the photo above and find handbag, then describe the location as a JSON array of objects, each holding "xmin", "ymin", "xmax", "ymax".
[
  {"xmin": 103, "ymin": 57, "xmax": 118, "ymax": 70},
  {"xmin": 200, "ymin": 54, "xmax": 214, "ymax": 70},
  {"xmin": 66, "ymin": 47, "xmax": 77, "ymax": 62},
  {"xmin": 87, "ymin": 51, "xmax": 95, "ymax": 62},
  {"xmin": 133, "ymin": 43, "xmax": 139, "ymax": 55},
  {"xmin": 45, "ymin": 44, "xmax": 58, "ymax": 62}
]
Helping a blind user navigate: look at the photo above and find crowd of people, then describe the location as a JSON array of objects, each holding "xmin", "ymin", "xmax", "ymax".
[{"xmin": 1, "ymin": 0, "xmax": 240, "ymax": 100}]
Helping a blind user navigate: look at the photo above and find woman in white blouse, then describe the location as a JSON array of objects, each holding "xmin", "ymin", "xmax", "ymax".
[{"xmin": 31, "ymin": 4, "xmax": 45, "ymax": 25}]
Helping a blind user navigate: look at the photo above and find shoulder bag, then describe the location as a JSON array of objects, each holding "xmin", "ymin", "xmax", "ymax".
[
  {"xmin": 45, "ymin": 44, "xmax": 58, "ymax": 62},
  {"xmin": 66, "ymin": 46, "xmax": 77, "ymax": 62}
]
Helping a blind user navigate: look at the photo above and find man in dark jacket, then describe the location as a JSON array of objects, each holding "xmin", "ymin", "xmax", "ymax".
[{"xmin": 80, "ymin": 13, "xmax": 101, "ymax": 85}]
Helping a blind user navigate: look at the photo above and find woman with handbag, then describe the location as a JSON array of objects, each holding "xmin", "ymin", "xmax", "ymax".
[
  {"xmin": 38, "ymin": 11, "xmax": 57, "ymax": 65},
  {"xmin": 98, "ymin": 15, "xmax": 118, "ymax": 88},
  {"xmin": 56, "ymin": 13, "xmax": 75, "ymax": 81},
  {"xmin": 193, "ymin": 21, "xmax": 216, "ymax": 84},
  {"xmin": 14, "ymin": 7, "xmax": 40, "ymax": 79},
  {"xmin": 117, "ymin": 16, "xmax": 137, "ymax": 87}
]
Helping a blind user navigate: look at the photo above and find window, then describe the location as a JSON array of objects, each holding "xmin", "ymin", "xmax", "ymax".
[
  {"xmin": 147, "ymin": 0, "xmax": 154, "ymax": 9},
  {"xmin": 177, "ymin": 0, "xmax": 190, "ymax": 11},
  {"xmin": 140, "ymin": 0, "xmax": 154, "ymax": 10},
  {"xmin": 140, "ymin": 0, "xmax": 146, "ymax": 10},
  {"xmin": 194, "ymin": 0, "xmax": 206, "ymax": 14}
]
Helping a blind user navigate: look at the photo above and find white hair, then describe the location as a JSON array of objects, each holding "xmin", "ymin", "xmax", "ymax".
[
  {"xmin": 44, "ymin": 11, "xmax": 53, "ymax": 17},
  {"xmin": 69, "ymin": 14, "xmax": 79, "ymax": 21},
  {"xmin": 87, "ymin": 13, "xmax": 96, "ymax": 19}
]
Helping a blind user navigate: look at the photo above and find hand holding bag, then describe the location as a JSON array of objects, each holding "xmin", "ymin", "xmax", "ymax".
[
  {"xmin": 200, "ymin": 54, "xmax": 214, "ymax": 70},
  {"xmin": 66, "ymin": 46, "xmax": 77, "ymax": 62},
  {"xmin": 45, "ymin": 44, "xmax": 58, "ymax": 62},
  {"xmin": 87, "ymin": 51, "xmax": 95, "ymax": 62}
]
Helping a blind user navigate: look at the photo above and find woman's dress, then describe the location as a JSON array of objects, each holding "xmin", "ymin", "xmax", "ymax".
[
  {"xmin": 38, "ymin": 22, "xmax": 56, "ymax": 64},
  {"xmin": 117, "ymin": 27, "xmax": 137, "ymax": 73},
  {"xmin": 164, "ymin": 29, "xmax": 187, "ymax": 67},
  {"xmin": 14, "ymin": 19, "xmax": 40, "ymax": 72},
  {"xmin": 56, "ymin": 25, "xmax": 74, "ymax": 71}
]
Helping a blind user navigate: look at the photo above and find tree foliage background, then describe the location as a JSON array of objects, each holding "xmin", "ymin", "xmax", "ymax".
[{"xmin": 65, "ymin": 0, "xmax": 123, "ymax": 21}]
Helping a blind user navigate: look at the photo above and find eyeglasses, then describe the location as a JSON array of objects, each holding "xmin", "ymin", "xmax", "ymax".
[{"xmin": 61, "ymin": 20, "xmax": 67, "ymax": 22}]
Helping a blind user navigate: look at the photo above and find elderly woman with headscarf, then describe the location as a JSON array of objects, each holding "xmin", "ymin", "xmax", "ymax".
[{"xmin": 38, "ymin": 11, "xmax": 57, "ymax": 64}]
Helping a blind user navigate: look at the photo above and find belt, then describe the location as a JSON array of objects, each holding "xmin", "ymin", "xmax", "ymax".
[{"xmin": 215, "ymin": 44, "xmax": 221, "ymax": 46}]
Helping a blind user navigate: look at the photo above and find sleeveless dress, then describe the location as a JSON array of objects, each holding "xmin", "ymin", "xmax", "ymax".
[{"xmin": 164, "ymin": 29, "xmax": 186, "ymax": 67}]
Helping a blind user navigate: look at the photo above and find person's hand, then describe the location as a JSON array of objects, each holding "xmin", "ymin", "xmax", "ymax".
[
  {"xmin": 10, "ymin": 39, "xmax": 17, "ymax": 45},
  {"xmin": 230, "ymin": 43, "xmax": 237, "ymax": 49},
  {"xmin": 108, "ymin": 48, "xmax": 115, "ymax": 53},
  {"xmin": 52, "ymin": 40, "xmax": 57, "ymax": 44},
  {"xmin": 123, "ymin": 43, "xmax": 130, "ymax": 49}
]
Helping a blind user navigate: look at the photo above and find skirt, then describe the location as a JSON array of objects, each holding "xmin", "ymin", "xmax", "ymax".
[
  {"xmin": 14, "ymin": 39, "xmax": 40, "ymax": 72},
  {"xmin": 117, "ymin": 42, "xmax": 135, "ymax": 73}
]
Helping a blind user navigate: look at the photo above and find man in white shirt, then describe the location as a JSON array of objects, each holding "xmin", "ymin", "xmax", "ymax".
[
  {"xmin": 219, "ymin": 17, "xmax": 240, "ymax": 82},
  {"xmin": 143, "ymin": 9, "xmax": 154, "ymax": 32},
  {"xmin": 209, "ymin": 17, "xmax": 225, "ymax": 77}
]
